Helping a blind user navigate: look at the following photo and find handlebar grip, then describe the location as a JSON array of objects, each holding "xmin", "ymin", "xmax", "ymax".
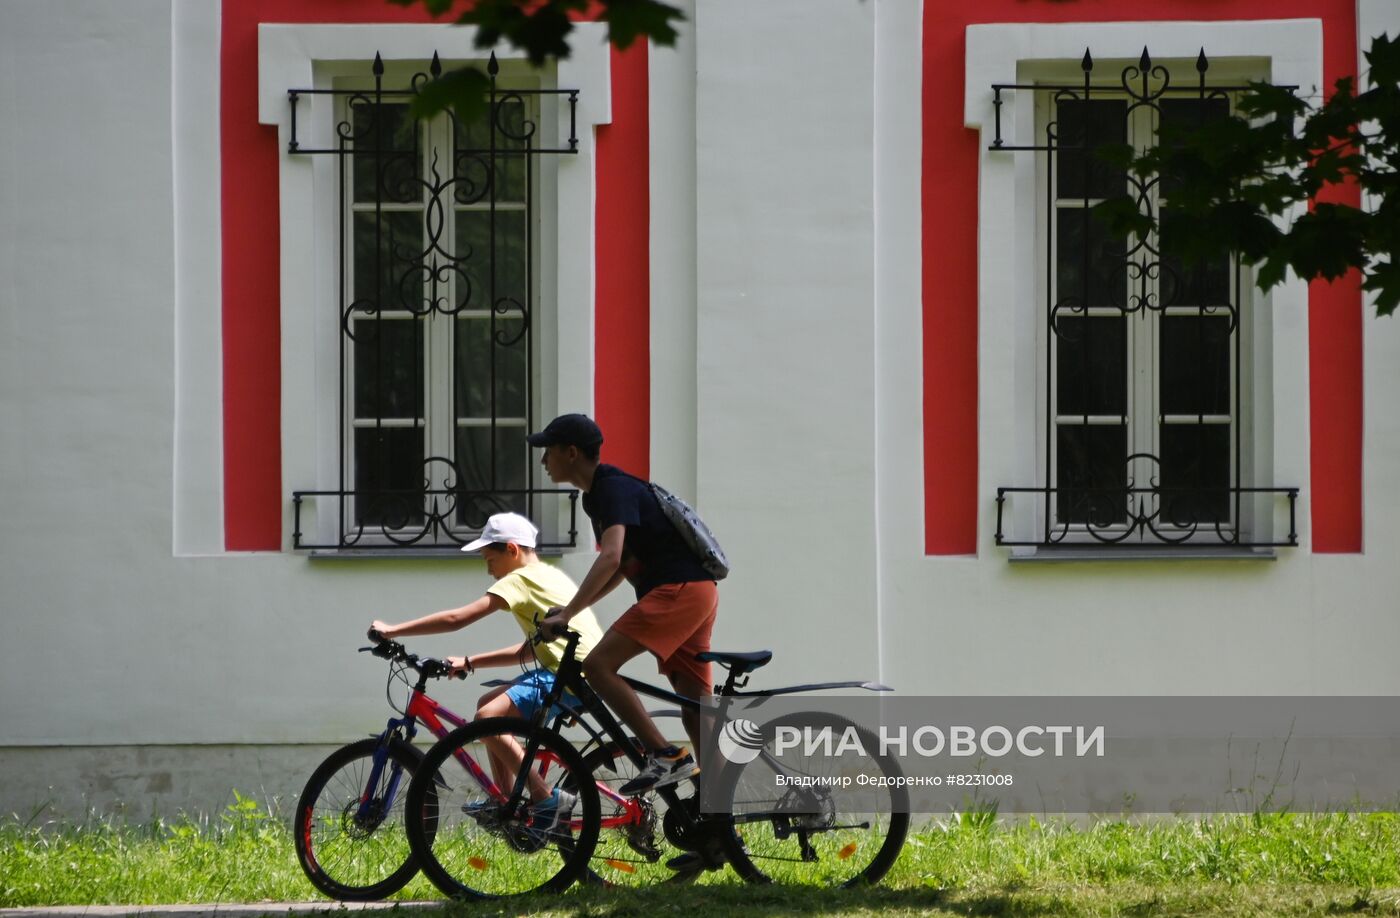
[{"xmin": 534, "ymin": 624, "xmax": 580, "ymax": 645}]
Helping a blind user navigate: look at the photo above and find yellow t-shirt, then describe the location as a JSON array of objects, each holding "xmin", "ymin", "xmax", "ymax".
[{"xmin": 485, "ymin": 560, "xmax": 603, "ymax": 671}]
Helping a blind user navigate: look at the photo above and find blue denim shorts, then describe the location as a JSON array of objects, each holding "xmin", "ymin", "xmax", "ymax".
[{"xmin": 504, "ymin": 668, "xmax": 580, "ymax": 722}]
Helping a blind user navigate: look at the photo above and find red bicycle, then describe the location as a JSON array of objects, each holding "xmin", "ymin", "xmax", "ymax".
[{"xmin": 294, "ymin": 637, "xmax": 674, "ymax": 900}]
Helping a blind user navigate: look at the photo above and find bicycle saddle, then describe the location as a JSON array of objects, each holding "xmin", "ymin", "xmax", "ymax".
[{"xmin": 695, "ymin": 649, "xmax": 773, "ymax": 674}]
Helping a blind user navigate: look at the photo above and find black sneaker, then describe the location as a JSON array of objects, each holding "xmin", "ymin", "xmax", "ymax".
[
  {"xmin": 665, "ymin": 851, "xmax": 704, "ymax": 873},
  {"xmin": 619, "ymin": 748, "xmax": 700, "ymax": 795},
  {"xmin": 666, "ymin": 844, "xmax": 730, "ymax": 873}
]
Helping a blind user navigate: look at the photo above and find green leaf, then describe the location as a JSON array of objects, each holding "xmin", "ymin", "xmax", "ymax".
[
  {"xmin": 1365, "ymin": 32, "xmax": 1400, "ymax": 90},
  {"xmin": 1237, "ymin": 81, "xmax": 1308, "ymax": 124},
  {"xmin": 456, "ymin": 0, "xmax": 580, "ymax": 65},
  {"xmin": 602, "ymin": 0, "xmax": 685, "ymax": 50},
  {"xmin": 1091, "ymin": 196, "xmax": 1151, "ymax": 240},
  {"xmin": 409, "ymin": 65, "xmax": 491, "ymax": 124},
  {"xmin": 1092, "ymin": 141, "xmax": 1135, "ymax": 170},
  {"xmin": 1255, "ymin": 253, "xmax": 1291, "ymax": 291},
  {"xmin": 1289, "ymin": 204, "xmax": 1369, "ymax": 281},
  {"xmin": 449, "ymin": 0, "xmax": 682, "ymax": 63},
  {"xmin": 1362, "ymin": 258, "xmax": 1400, "ymax": 316},
  {"xmin": 385, "ymin": 0, "xmax": 453, "ymax": 11}
]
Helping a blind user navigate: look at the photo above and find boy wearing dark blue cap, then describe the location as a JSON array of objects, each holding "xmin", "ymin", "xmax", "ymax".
[{"xmin": 529, "ymin": 414, "xmax": 718, "ymax": 796}]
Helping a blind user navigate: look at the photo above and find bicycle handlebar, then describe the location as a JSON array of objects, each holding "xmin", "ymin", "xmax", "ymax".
[
  {"xmin": 360, "ymin": 631, "xmax": 466, "ymax": 680},
  {"xmin": 530, "ymin": 612, "xmax": 583, "ymax": 650}
]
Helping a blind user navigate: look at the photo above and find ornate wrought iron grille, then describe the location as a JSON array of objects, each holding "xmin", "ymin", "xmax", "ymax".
[
  {"xmin": 288, "ymin": 53, "xmax": 580, "ymax": 550},
  {"xmin": 989, "ymin": 48, "xmax": 1298, "ymax": 549}
]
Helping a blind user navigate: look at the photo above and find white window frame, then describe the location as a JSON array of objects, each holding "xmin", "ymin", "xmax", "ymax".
[
  {"xmin": 965, "ymin": 19, "xmax": 1318, "ymax": 556},
  {"xmin": 336, "ymin": 73, "xmax": 536, "ymax": 540},
  {"xmin": 258, "ymin": 24, "xmax": 611, "ymax": 552},
  {"xmin": 1037, "ymin": 84, "xmax": 1253, "ymax": 542}
]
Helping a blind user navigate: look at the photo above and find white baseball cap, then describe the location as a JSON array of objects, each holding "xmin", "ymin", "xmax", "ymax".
[{"xmin": 461, "ymin": 512, "xmax": 539, "ymax": 552}]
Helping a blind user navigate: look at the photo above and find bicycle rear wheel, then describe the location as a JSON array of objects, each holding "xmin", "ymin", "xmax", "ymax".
[
  {"xmin": 294, "ymin": 737, "xmax": 430, "ymax": 900},
  {"xmin": 716, "ymin": 712, "xmax": 909, "ymax": 887},
  {"xmin": 404, "ymin": 716, "xmax": 599, "ymax": 899}
]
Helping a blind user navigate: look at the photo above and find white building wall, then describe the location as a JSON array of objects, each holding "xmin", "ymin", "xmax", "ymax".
[
  {"xmin": 689, "ymin": 0, "xmax": 883, "ymax": 688},
  {"xmin": 1361, "ymin": 0, "xmax": 1400, "ymax": 563},
  {"xmin": 678, "ymin": 5, "xmax": 1400, "ymax": 698},
  {"xmin": 649, "ymin": 0, "xmax": 700, "ymax": 502},
  {"xmin": 1, "ymin": 0, "xmax": 184, "ymax": 737},
  {"xmin": 2, "ymin": 0, "xmax": 1400, "ymax": 818},
  {"xmin": 0, "ymin": 2, "xmax": 619, "ymax": 815},
  {"xmin": 870, "ymin": 12, "xmax": 1400, "ymax": 697}
]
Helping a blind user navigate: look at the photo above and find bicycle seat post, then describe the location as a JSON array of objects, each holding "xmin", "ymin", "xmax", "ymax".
[{"xmin": 719, "ymin": 667, "xmax": 748, "ymax": 695}]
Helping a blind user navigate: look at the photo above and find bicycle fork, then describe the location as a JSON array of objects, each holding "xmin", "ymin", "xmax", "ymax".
[{"xmin": 355, "ymin": 720, "xmax": 416, "ymax": 827}]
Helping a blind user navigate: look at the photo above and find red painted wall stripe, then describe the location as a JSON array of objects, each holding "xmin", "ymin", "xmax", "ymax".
[
  {"xmin": 220, "ymin": 3, "xmax": 284, "ymax": 551},
  {"xmin": 592, "ymin": 42, "xmax": 652, "ymax": 479},
  {"xmin": 921, "ymin": 5, "xmax": 981, "ymax": 556},
  {"xmin": 922, "ymin": 0, "xmax": 1362, "ymax": 554},
  {"xmin": 1307, "ymin": 6, "xmax": 1364, "ymax": 552},
  {"xmin": 219, "ymin": 3, "xmax": 649, "ymax": 547},
  {"xmin": 221, "ymin": 0, "xmax": 428, "ymax": 551}
]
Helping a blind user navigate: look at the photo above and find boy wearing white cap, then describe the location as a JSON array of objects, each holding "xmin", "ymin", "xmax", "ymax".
[{"xmin": 370, "ymin": 512, "xmax": 604, "ymax": 823}]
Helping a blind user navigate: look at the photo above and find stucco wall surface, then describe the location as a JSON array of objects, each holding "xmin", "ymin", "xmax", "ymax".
[{"xmin": 2, "ymin": 0, "xmax": 1400, "ymax": 819}]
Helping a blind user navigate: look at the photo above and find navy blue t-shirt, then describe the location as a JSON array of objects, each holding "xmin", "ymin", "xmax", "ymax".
[{"xmin": 581, "ymin": 464, "xmax": 713, "ymax": 599}]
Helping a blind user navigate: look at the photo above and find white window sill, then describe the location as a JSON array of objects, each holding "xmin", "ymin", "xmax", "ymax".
[
  {"xmin": 306, "ymin": 548, "xmax": 568, "ymax": 560},
  {"xmin": 1007, "ymin": 546, "xmax": 1278, "ymax": 563}
]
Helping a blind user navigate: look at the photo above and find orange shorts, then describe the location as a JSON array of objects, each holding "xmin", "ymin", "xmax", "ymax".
[{"xmin": 611, "ymin": 580, "xmax": 719, "ymax": 693}]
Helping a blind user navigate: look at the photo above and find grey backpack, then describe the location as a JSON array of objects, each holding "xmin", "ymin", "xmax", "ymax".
[{"xmin": 649, "ymin": 482, "xmax": 730, "ymax": 581}]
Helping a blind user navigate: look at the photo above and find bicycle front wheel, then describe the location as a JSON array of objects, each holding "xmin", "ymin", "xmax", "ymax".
[
  {"xmin": 294, "ymin": 737, "xmax": 429, "ymax": 900},
  {"xmin": 404, "ymin": 717, "xmax": 600, "ymax": 899},
  {"xmin": 716, "ymin": 712, "xmax": 909, "ymax": 887}
]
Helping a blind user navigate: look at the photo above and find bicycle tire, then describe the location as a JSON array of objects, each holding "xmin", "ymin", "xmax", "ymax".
[
  {"xmin": 294, "ymin": 737, "xmax": 433, "ymax": 900},
  {"xmin": 715, "ymin": 711, "xmax": 909, "ymax": 887},
  {"xmin": 404, "ymin": 716, "xmax": 600, "ymax": 899}
]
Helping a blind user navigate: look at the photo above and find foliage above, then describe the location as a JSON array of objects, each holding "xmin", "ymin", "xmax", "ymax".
[
  {"xmin": 1096, "ymin": 34, "xmax": 1400, "ymax": 316},
  {"xmin": 390, "ymin": 0, "xmax": 684, "ymax": 121}
]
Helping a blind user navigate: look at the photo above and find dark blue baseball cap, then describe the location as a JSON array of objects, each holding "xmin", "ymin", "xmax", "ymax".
[{"xmin": 526, "ymin": 413, "xmax": 604, "ymax": 449}]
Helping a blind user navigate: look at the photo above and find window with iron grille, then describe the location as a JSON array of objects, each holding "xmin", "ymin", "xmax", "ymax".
[
  {"xmin": 991, "ymin": 50, "xmax": 1298, "ymax": 549},
  {"xmin": 288, "ymin": 54, "xmax": 581, "ymax": 551}
]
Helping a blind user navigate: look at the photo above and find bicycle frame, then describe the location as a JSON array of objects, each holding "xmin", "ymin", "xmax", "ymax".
[
  {"xmin": 390, "ymin": 664, "xmax": 649, "ymax": 831},
  {"xmin": 503, "ymin": 630, "xmax": 893, "ymax": 837},
  {"xmin": 501, "ymin": 633, "xmax": 722, "ymax": 835},
  {"xmin": 360, "ymin": 669, "xmax": 600, "ymax": 819},
  {"xmin": 333, "ymin": 637, "xmax": 649, "ymax": 881},
  {"xmin": 352, "ymin": 672, "xmax": 474, "ymax": 827},
  {"xmin": 371, "ymin": 631, "xmax": 890, "ymax": 843}
]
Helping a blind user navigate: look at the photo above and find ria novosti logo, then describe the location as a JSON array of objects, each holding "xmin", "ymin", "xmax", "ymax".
[
  {"xmin": 719, "ymin": 720, "xmax": 1107, "ymax": 762},
  {"xmin": 716, "ymin": 718, "xmax": 765, "ymax": 764}
]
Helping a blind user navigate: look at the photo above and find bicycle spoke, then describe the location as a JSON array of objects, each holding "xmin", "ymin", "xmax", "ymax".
[
  {"xmin": 720, "ymin": 713, "xmax": 909, "ymax": 887},
  {"xmin": 295, "ymin": 739, "xmax": 423, "ymax": 901},
  {"xmin": 405, "ymin": 717, "xmax": 599, "ymax": 899}
]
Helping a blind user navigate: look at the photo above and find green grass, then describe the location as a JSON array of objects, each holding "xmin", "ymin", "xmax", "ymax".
[{"xmin": 5, "ymin": 799, "xmax": 1400, "ymax": 915}]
